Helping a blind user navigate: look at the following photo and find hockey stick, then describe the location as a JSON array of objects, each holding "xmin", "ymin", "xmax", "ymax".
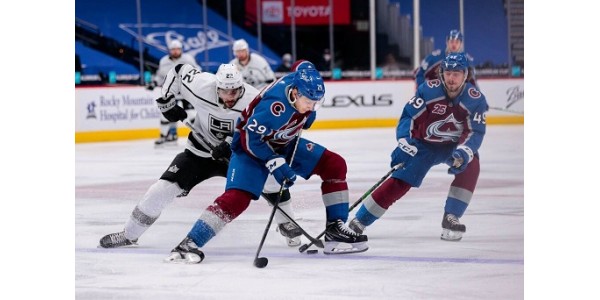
[
  {"xmin": 298, "ymin": 162, "xmax": 404, "ymax": 253},
  {"xmin": 254, "ymin": 130, "xmax": 303, "ymax": 268},
  {"xmin": 184, "ymin": 120, "xmax": 322, "ymax": 246},
  {"xmin": 488, "ymin": 106, "xmax": 524, "ymax": 115}
]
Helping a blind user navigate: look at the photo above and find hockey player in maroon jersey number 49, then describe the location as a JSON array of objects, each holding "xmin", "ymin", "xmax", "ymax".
[{"xmin": 349, "ymin": 52, "xmax": 489, "ymax": 242}]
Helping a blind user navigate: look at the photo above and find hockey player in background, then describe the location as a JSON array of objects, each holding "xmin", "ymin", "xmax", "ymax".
[
  {"xmin": 414, "ymin": 29, "xmax": 478, "ymax": 88},
  {"xmin": 349, "ymin": 53, "xmax": 489, "ymax": 242},
  {"xmin": 229, "ymin": 38, "xmax": 276, "ymax": 90},
  {"xmin": 148, "ymin": 40, "xmax": 200, "ymax": 147},
  {"xmin": 99, "ymin": 63, "xmax": 304, "ymax": 249},
  {"xmin": 165, "ymin": 62, "xmax": 368, "ymax": 264}
]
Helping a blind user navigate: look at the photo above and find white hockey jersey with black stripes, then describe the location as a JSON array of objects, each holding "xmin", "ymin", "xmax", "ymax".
[{"xmin": 160, "ymin": 63, "xmax": 259, "ymax": 158}]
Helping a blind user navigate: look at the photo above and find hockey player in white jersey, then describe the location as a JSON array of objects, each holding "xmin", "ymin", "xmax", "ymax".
[
  {"xmin": 149, "ymin": 40, "xmax": 201, "ymax": 147},
  {"xmin": 99, "ymin": 63, "xmax": 303, "ymax": 249},
  {"xmin": 229, "ymin": 39, "xmax": 276, "ymax": 90}
]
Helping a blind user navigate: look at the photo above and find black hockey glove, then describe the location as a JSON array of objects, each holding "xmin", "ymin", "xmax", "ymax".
[
  {"xmin": 156, "ymin": 95, "xmax": 187, "ymax": 122},
  {"xmin": 211, "ymin": 140, "xmax": 232, "ymax": 162}
]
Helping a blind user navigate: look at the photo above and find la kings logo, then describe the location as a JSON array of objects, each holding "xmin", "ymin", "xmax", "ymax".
[{"xmin": 209, "ymin": 114, "xmax": 234, "ymax": 140}]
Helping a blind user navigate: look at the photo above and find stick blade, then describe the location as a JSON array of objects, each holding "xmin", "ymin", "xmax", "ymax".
[
  {"xmin": 253, "ymin": 257, "xmax": 269, "ymax": 268},
  {"xmin": 314, "ymin": 239, "xmax": 324, "ymax": 248},
  {"xmin": 298, "ymin": 244, "xmax": 309, "ymax": 253}
]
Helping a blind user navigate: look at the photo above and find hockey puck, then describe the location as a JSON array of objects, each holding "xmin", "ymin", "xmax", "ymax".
[{"xmin": 306, "ymin": 250, "xmax": 318, "ymax": 255}]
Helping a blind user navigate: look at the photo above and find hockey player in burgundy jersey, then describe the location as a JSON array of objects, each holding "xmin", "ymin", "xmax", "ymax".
[
  {"xmin": 98, "ymin": 63, "xmax": 304, "ymax": 249},
  {"xmin": 414, "ymin": 29, "xmax": 477, "ymax": 88},
  {"xmin": 165, "ymin": 62, "xmax": 368, "ymax": 264},
  {"xmin": 349, "ymin": 52, "xmax": 489, "ymax": 242}
]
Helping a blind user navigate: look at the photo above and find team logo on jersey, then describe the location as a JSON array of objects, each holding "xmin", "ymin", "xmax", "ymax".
[
  {"xmin": 468, "ymin": 88, "xmax": 481, "ymax": 99},
  {"xmin": 270, "ymin": 101, "xmax": 286, "ymax": 117},
  {"xmin": 168, "ymin": 165, "xmax": 179, "ymax": 173},
  {"xmin": 273, "ymin": 120, "xmax": 303, "ymax": 143},
  {"xmin": 305, "ymin": 142, "xmax": 315, "ymax": 152},
  {"xmin": 209, "ymin": 114, "xmax": 234, "ymax": 140},
  {"xmin": 427, "ymin": 79, "xmax": 442, "ymax": 88},
  {"xmin": 424, "ymin": 113, "xmax": 464, "ymax": 143}
]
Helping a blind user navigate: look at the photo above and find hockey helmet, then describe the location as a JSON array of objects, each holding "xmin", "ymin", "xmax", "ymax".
[
  {"xmin": 440, "ymin": 52, "xmax": 469, "ymax": 72},
  {"xmin": 216, "ymin": 63, "xmax": 245, "ymax": 108},
  {"xmin": 439, "ymin": 52, "xmax": 469, "ymax": 95},
  {"xmin": 232, "ymin": 39, "xmax": 249, "ymax": 54},
  {"xmin": 293, "ymin": 68, "xmax": 325, "ymax": 102},
  {"xmin": 291, "ymin": 59, "xmax": 316, "ymax": 72},
  {"xmin": 168, "ymin": 40, "xmax": 183, "ymax": 50},
  {"xmin": 446, "ymin": 30, "xmax": 463, "ymax": 42}
]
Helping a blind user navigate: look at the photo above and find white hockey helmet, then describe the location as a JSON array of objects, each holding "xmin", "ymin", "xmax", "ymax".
[
  {"xmin": 232, "ymin": 39, "xmax": 249, "ymax": 54},
  {"xmin": 215, "ymin": 63, "xmax": 245, "ymax": 108},
  {"xmin": 168, "ymin": 40, "xmax": 183, "ymax": 50}
]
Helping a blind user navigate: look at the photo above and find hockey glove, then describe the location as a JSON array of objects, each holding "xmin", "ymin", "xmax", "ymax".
[
  {"xmin": 265, "ymin": 156, "xmax": 297, "ymax": 188},
  {"xmin": 447, "ymin": 146, "xmax": 474, "ymax": 175},
  {"xmin": 156, "ymin": 95, "xmax": 187, "ymax": 122},
  {"xmin": 211, "ymin": 140, "xmax": 232, "ymax": 162},
  {"xmin": 397, "ymin": 137, "xmax": 418, "ymax": 156},
  {"xmin": 390, "ymin": 137, "xmax": 419, "ymax": 167}
]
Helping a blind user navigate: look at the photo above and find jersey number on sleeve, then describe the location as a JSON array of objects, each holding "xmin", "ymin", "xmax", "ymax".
[
  {"xmin": 182, "ymin": 69, "xmax": 201, "ymax": 83},
  {"xmin": 408, "ymin": 96, "xmax": 425, "ymax": 109},
  {"xmin": 473, "ymin": 112, "xmax": 487, "ymax": 124}
]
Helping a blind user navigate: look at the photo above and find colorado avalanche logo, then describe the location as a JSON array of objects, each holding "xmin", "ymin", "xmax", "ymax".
[
  {"xmin": 273, "ymin": 121, "xmax": 303, "ymax": 142},
  {"xmin": 306, "ymin": 142, "xmax": 314, "ymax": 152},
  {"xmin": 270, "ymin": 101, "xmax": 285, "ymax": 117},
  {"xmin": 424, "ymin": 113, "xmax": 464, "ymax": 143},
  {"xmin": 427, "ymin": 79, "xmax": 442, "ymax": 88},
  {"xmin": 468, "ymin": 88, "xmax": 481, "ymax": 99}
]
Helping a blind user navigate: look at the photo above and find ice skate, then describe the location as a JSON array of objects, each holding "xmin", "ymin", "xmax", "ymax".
[
  {"xmin": 154, "ymin": 134, "xmax": 178, "ymax": 147},
  {"xmin": 98, "ymin": 231, "xmax": 138, "ymax": 248},
  {"xmin": 348, "ymin": 218, "xmax": 367, "ymax": 235},
  {"xmin": 276, "ymin": 222, "xmax": 302, "ymax": 247},
  {"xmin": 323, "ymin": 219, "xmax": 368, "ymax": 254},
  {"xmin": 154, "ymin": 128, "xmax": 178, "ymax": 148},
  {"xmin": 164, "ymin": 237, "xmax": 205, "ymax": 264},
  {"xmin": 440, "ymin": 213, "xmax": 466, "ymax": 241}
]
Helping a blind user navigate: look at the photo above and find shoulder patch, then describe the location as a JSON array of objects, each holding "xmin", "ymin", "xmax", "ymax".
[
  {"xmin": 427, "ymin": 79, "xmax": 442, "ymax": 88},
  {"xmin": 270, "ymin": 101, "xmax": 285, "ymax": 117},
  {"xmin": 468, "ymin": 88, "xmax": 481, "ymax": 99}
]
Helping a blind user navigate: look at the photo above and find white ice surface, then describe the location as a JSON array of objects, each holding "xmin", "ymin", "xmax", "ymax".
[{"xmin": 75, "ymin": 126, "xmax": 523, "ymax": 299}]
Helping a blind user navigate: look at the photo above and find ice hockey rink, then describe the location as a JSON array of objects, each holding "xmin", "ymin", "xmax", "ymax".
[{"xmin": 74, "ymin": 125, "xmax": 524, "ymax": 299}]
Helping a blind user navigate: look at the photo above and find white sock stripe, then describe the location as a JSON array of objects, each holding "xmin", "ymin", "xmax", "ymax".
[
  {"xmin": 322, "ymin": 190, "xmax": 349, "ymax": 207},
  {"xmin": 363, "ymin": 195, "xmax": 387, "ymax": 218},
  {"xmin": 448, "ymin": 186, "xmax": 473, "ymax": 204},
  {"xmin": 199, "ymin": 209, "xmax": 228, "ymax": 234}
]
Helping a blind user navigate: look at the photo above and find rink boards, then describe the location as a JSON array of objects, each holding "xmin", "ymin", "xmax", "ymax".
[{"xmin": 75, "ymin": 78, "xmax": 524, "ymax": 143}]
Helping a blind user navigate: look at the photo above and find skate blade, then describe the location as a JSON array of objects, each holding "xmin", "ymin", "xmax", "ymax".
[
  {"xmin": 323, "ymin": 241, "xmax": 368, "ymax": 255},
  {"xmin": 163, "ymin": 252, "xmax": 203, "ymax": 264},
  {"xmin": 154, "ymin": 141, "xmax": 178, "ymax": 148},
  {"xmin": 97, "ymin": 240, "xmax": 138, "ymax": 249},
  {"xmin": 97, "ymin": 243, "xmax": 138, "ymax": 249},
  {"xmin": 440, "ymin": 229, "xmax": 463, "ymax": 241}
]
